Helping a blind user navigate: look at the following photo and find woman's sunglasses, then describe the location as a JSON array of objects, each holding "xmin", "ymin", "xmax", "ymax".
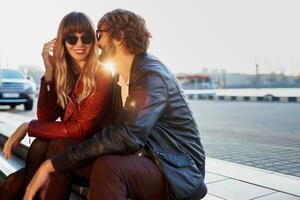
[{"xmin": 65, "ymin": 34, "xmax": 94, "ymax": 45}]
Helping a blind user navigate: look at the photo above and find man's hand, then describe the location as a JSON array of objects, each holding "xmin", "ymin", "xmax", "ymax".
[
  {"xmin": 3, "ymin": 122, "xmax": 29, "ymax": 159},
  {"xmin": 23, "ymin": 159, "xmax": 55, "ymax": 200}
]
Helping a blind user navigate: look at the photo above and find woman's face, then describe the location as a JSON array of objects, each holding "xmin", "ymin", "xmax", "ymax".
[{"xmin": 64, "ymin": 32, "xmax": 93, "ymax": 65}]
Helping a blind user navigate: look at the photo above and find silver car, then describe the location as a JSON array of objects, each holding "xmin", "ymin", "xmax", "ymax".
[{"xmin": 0, "ymin": 68, "xmax": 36, "ymax": 110}]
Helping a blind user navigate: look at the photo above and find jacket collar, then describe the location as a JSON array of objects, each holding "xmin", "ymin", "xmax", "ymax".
[{"xmin": 129, "ymin": 53, "xmax": 146, "ymax": 86}]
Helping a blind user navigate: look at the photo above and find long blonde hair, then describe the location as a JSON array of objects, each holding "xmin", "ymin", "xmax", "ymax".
[{"xmin": 54, "ymin": 12, "xmax": 99, "ymax": 109}]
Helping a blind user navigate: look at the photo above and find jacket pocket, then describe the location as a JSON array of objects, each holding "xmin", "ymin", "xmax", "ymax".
[
  {"xmin": 154, "ymin": 150, "xmax": 207, "ymax": 200},
  {"xmin": 155, "ymin": 151, "xmax": 192, "ymax": 167}
]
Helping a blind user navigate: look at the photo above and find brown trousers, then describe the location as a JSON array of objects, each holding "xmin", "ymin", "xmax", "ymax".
[{"xmin": 44, "ymin": 138, "xmax": 168, "ymax": 200}]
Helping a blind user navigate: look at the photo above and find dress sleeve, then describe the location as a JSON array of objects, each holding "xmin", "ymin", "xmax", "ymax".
[{"xmin": 36, "ymin": 77, "xmax": 62, "ymax": 121}]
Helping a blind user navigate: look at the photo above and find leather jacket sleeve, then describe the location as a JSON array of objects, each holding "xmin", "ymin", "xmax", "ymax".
[
  {"xmin": 28, "ymin": 70, "xmax": 113, "ymax": 139},
  {"xmin": 36, "ymin": 77, "xmax": 62, "ymax": 121},
  {"xmin": 51, "ymin": 73, "xmax": 167, "ymax": 171}
]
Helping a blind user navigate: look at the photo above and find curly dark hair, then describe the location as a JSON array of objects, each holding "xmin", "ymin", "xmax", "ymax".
[{"xmin": 98, "ymin": 9, "xmax": 151, "ymax": 54}]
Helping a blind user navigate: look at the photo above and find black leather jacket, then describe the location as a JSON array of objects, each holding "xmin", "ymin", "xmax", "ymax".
[{"xmin": 52, "ymin": 53, "xmax": 207, "ymax": 199}]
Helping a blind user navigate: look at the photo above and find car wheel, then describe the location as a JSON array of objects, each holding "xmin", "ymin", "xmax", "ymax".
[
  {"xmin": 24, "ymin": 102, "xmax": 33, "ymax": 111},
  {"xmin": 10, "ymin": 105, "xmax": 17, "ymax": 109}
]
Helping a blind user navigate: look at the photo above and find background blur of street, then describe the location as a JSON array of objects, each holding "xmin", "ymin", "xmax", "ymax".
[{"xmin": 1, "ymin": 98, "xmax": 299, "ymax": 177}]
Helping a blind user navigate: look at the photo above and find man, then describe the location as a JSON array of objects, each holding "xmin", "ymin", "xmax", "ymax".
[{"xmin": 24, "ymin": 9, "xmax": 207, "ymax": 200}]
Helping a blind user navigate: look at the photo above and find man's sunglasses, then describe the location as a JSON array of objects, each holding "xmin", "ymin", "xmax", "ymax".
[
  {"xmin": 96, "ymin": 29, "xmax": 111, "ymax": 41},
  {"xmin": 65, "ymin": 34, "xmax": 94, "ymax": 45}
]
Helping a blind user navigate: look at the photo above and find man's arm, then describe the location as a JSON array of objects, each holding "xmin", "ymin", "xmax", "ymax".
[
  {"xmin": 52, "ymin": 73, "xmax": 168, "ymax": 171},
  {"xmin": 23, "ymin": 159, "xmax": 55, "ymax": 200}
]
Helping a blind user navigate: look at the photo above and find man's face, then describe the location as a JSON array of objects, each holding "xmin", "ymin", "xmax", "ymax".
[
  {"xmin": 97, "ymin": 24, "xmax": 116, "ymax": 63},
  {"xmin": 98, "ymin": 38, "xmax": 116, "ymax": 63}
]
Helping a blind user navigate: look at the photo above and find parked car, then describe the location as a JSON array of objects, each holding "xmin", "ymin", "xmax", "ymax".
[{"xmin": 0, "ymin": 68, "xmax": 36, "ymax": 110}]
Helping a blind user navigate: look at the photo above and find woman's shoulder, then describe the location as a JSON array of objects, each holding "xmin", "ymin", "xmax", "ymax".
[
  {"xmin": 94, "ymin": 65, "xmax": 113, "ymax": 82},
  {"xmin": 95, "ymin": 66, "xmax": 113, "ymax": 84}
]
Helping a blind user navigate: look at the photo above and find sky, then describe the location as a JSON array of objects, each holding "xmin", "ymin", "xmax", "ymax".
[{"xmin": 0, "ymin": 0, "xmax": 299, "ymax": 75}]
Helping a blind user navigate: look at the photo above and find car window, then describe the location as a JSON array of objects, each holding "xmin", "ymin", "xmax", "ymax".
[{"xmin": 0, "ymin": 69, "xmax": 26, "ymax": 79}]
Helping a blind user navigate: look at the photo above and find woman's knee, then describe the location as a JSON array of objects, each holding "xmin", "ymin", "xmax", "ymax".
[
  {"xmin": 46, "ymin": 138, "xmax": 79, "ymax": 158},
  {"xmin": 26, "ymin": 139, "xmax": 50, "ymax": 163},
  {"xmin": 28, "ymin": 139, "xmax": 49, "ymax": 153}
]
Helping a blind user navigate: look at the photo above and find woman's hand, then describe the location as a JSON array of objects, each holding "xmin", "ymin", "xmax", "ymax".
[
  {"xmin": 2, "ymin": 122, "xmax": 29, "ymax": 159},
  {"xmin": 42, "ymin": 38, "xmax": 56, "ymax": 82}
]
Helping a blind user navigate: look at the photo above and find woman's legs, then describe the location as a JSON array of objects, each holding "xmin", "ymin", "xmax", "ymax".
[
  {"xmin": 0, "ymin": 168, "xmax": 25, "ymax": 200},
  {"xmin": 24, "ymin": 139, "xmax": 50, "ymax": 187},
  {"xmin": 0, "ymin": 139, "xmax": 49, "ymax": 200}
]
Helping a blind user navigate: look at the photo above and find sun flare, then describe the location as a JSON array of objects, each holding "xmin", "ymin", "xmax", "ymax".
[{"xmin": 102, "ymin": 62, "xmax": 115, "ymax": 76}]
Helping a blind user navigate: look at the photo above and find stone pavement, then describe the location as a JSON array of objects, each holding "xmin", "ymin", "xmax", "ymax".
[{"xmin": 190, "ymin": 100, "xmax": 300, "ymax": 178}]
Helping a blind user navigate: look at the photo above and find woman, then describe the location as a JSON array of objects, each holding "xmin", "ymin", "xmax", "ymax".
[{"xmin": 0, "ymin": 12, "xmax": 112, "ymax": 199}]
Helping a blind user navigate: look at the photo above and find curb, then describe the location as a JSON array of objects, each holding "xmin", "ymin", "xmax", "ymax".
[
  {"xmin": 206, "ymin": 158, "xmax": 300, "ymax": 197},
  {"xmin": 187, "ymin": 94, "xmax": 300, "ymax": 103}
]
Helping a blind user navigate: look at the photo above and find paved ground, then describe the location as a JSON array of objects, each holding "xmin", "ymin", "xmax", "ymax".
[{"xmin": 190, "ymin": 100, "xmax": 300, "ymax": 177}]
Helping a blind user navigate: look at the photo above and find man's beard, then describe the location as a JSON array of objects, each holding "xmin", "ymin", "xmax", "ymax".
[{"xmin": 98, "ymin": 41, "xmax": 116, "ymax": 63}]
